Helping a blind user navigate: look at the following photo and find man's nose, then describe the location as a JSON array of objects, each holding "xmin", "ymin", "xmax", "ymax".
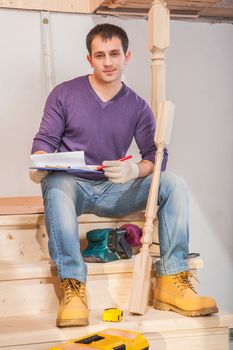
[{"xmin": 103, "ymin": 54, "xmax": 112, "ymax": 66}]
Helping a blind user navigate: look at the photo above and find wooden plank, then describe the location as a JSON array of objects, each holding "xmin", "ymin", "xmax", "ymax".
[
  {"xmin": 0, "ymin": 196, "xmax": 44, "ymax": 215},
  {"xmin": 105, "ymin": 1, "xmax": 216, "ymax": 11},
  {"xmin": 0, "ymin": 196, "xmax": 146, "ymax": 221},
  {"xmin": 0, "ymin": 328, "xmax": 229, "ymax": 350},
  {"xmin": 101, "ymin": 0, "xmax": 219, "ymax": 10},
  {"xmin": 0, "ymin": 259, "xmax": 202, "ymax": 318},
  {"xmin": 96, "ymin": 0, "xmax": 233, "ymax": 22},
  {"xmin": 201, "ymin": 7, "xmax": 233, "ymax": 16},
  {"xmin": 0, "ymin": 257, "xmax": 204, "ymax": 281},
  {"xmin": 0, "ymin": 211, "xmax": 147, "ymax": 261},
  {"xmin": 0, "ymin": 310, "xmax": 232, "ymax": 348},
  {"xmin": 0, "ymin": 212, "xmax": 146, "ymax": 226},
  {"xmin": 0, "ymin": 214, "xmax": 43, "ymax": 226},
  {"xmin": 215, "ymin": 0, "xmax": 233, "ymax": 8},
  {"xmin": 167, "ymin": 0, "xmax": 218, "ymax": 6},
  {"xmin": 0, "ymin": 272, "xmax": 135, "ymax": 317},
  {"xmin": 0, "ymin": 0, "xmax": 104, "ymax": 13},
  {"xmin": 90, "ymin": 0, "xmax": 105, "ymax": 12},
  {"xmin": 41, "ymin": 11, "xmax": 55, "ymax": 95}
]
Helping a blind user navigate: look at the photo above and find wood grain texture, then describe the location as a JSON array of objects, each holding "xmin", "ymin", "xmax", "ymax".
[
  {"xmin": 128, "ymin": 102, "xmax": 175, "ymax": 315},
  {"xmin": 0, "ymin": 0, "xmax": 104, "ymax": 13},
  {"xmin": 0, "ymin": 309, "xmax": 232, "ymax": 349},
  {"xmin": 97, "ymin": 0, "xmax": 233, "ymax": 22}
]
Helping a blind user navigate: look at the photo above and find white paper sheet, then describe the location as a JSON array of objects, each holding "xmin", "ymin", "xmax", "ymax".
[
  {"xmin": 30, "ymin": 151, "xmax": 103, "ymax": 174},
  {"xmin": 30, "ymin": 151, "xmax": 86, "ymax": 168}
]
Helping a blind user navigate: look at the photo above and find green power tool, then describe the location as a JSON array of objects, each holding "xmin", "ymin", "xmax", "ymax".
[{"xmin": 82, "ymin": 228, "xmax": 132, "ymax": 263}]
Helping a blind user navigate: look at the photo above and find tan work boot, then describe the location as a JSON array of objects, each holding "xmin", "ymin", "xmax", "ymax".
[
  {"xmin": 56, "ymin": 278, "xmax": 89, "ymax": 327},
  {"xmin": 153, "ymin": 271, "xmax": 218, "ymax": 317}
]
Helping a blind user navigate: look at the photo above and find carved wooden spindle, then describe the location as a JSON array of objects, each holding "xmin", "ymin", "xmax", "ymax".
[
  {"xmin": 128, "ymin": 101, "xmax": 174, "ymax": 315},
  {"xmin": 148, "ymin": 0, "xmax": 170, "ymax": 119},
  {"xmin": 148, "ymin": 0, "xmax": 170, "ymax": 254}
]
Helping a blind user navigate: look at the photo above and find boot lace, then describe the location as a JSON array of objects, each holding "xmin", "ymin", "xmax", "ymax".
[
  {"xmin": 61, "ymin": 279, "xmax": 87, "ymax": 305},
  {"xmin": 171, "ymin": 271, "xmax": 198, "ymax": 294}
]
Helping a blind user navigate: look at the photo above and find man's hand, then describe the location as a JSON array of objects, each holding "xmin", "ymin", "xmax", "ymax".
[
  {"xmin": 29, "ymin": 169, "xmax": 48, "ymax": 184},
  {"xmin": 103, "ymin": 160, "xmax": 139, "ymax": 184},
  {"xmin": 29, "ymin": 150, "xmax": 48, "ymax": 184}
]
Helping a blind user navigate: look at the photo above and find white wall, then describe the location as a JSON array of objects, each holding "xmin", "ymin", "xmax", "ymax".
[{"xmin": 0, "ymin": 9, "xmax": 232, "ymax": 313}]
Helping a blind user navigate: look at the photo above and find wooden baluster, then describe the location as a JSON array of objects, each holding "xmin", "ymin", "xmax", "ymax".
[
  {"xmin": 148, "ymin": 0, "xmax": 170, "ymax": 118},
  {"xmin": 128, "ymin": 101, "xmax": 174, "ymax": 315},
  {"xmin": 148, "ymin": 0, "xmax": 170, "ymax": 256}
]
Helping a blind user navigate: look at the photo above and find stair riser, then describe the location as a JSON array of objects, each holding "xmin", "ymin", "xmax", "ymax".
[
  {"xmin": 0, "ymin": 268, "xmax": 199, "ymax": 318},
  {"xmin": 0, "ymin": 274, "xmax": 147, "ymax": 318},
  {"xmin": 0, "ymin": 324, "xmax": 229, "ymax": 349},
  {"xmin": 0, "ymin": 214, "xmax": 151, "ymax": 261},
  {"xmin": 146, "ymin": 328, "xmax": 229, "ymax": 350}
]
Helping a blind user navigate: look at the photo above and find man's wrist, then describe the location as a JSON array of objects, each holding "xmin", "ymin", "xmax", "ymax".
[{"xmin": 137, "ymin": 160, "xmax": 154, "ymax": 178}]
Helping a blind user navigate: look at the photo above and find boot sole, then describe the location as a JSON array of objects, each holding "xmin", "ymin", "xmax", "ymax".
[
  {"xmin": 56, "ymin": 318, "xmax": 89, "ymax": 327},
  {"xmin": 153, "ymin": 300, "xmax": 219, "ymax": 317}
]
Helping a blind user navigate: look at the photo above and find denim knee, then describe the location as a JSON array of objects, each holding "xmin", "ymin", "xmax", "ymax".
[
  {"xmin": 41, "ymin": 172, "xmax": 76, "ymax": 198},
  {"xmin": 160, "ymin": 172, "xmax": 188, "ymax": 199}
]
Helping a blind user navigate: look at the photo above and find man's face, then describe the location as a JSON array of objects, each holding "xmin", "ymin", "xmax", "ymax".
[{"xmin": 87, "ymin": 35, "xmax": 131, "ymax": 84}]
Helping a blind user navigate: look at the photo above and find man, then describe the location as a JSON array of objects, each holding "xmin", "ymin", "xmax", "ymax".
[{"xmin": 30, "ymin": 23, "xmax": 218, "ymax": 327}]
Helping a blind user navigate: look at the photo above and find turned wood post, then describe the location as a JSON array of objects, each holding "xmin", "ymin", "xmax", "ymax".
[
  {"xmin": 148, "ymin": 1, "xmax": 170, "ymax": 252},
  {"xmin": 148, "ymin": 0, "xmax": 170, "ymax": 119}
]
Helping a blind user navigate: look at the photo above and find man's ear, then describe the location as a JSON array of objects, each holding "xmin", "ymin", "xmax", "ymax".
[
  {"xmin": 87, "ymin": 54, "xmax": 93, "ymax": 67},
  {"xmin": 124, "ymin": 50, "xmax": 131, "ymax": 65}
]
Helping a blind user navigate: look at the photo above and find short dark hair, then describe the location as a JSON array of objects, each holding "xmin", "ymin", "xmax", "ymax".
[{"xmin": 86, "ymin": 23, "xmax": 129, "ymax": 55}]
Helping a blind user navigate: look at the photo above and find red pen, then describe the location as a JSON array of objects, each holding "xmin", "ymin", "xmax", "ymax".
[{"xmin": 96, "ymin": 155, "xmax": 133, "ymax": 171}]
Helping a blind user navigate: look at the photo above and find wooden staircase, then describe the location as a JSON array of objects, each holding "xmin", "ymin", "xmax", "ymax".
[{"xmin": 0, "ymin": 197, "xmax": 232, "ymax": 350}]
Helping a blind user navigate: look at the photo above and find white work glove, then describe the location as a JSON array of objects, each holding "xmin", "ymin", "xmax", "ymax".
[
  {"xmin": 103, "ymin": 160, "xmax": 139, "ymax": 184},
  {"xmin": 29, "ymin": 169, "xmax": 48, "ymax": 184}
]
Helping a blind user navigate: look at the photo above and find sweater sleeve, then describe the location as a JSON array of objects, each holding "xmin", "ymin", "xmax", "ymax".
[
  {"xmin": 134, "ymin": 99, "xmax": 168, "ymax": 171},
  {"xmin": 31, "ymin": 85, "xmax": 66, "ymax": 153}
]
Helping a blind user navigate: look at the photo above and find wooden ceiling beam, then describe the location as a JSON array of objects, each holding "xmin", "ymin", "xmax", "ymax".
[{"xmin": 97, "ymin": 0, "xmax": 233, "ymax": 22}]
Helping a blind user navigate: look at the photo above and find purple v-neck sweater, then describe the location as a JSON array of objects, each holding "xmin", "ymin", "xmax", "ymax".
[{"xmin": 32, "ymin": 75, "xmax": 167, "ymax": 179}]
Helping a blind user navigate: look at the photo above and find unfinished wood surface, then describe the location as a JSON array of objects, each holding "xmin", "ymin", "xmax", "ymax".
[
  {"xmin": 0, "ymin": 209, "xmax": 152, "ymax": 261},
  {"xmin": 0, "ymin": 327, "xmax": 229, "ymax": 350},
  {"xmin": 0, "ymin": 198, "xmax": 148, "ymax": 260},
  {"xmin": 0, "ymin": 258, "xmax": 202, "ymax": 318},
  {"xmin": 0, "ymin": 196, "xmax": 44, "ymax": 215},
  {"xmin": 128, "ymin": 101, "xmax": 175, "ymax": 315},
  {"xmin": 148, "ymin": 0, "xmax": 170, "ymax": 118},
  {"xmin": 1, "ymin": 309, "xmax": 232, "ymax": 349},
  {"xmin": 41, "ymin": 11, "xmax": 55, "ymax": 95},
  {"xmin": 96, "ymin": 0, "xmax": 233, "ymax": 22},
  {"xmin": 0, "ymin": 257, "xmax": 204, "ymax": 281},
  {"xmin": 0, "ymin": 212, "xmax": 147, "ymax": 225},
  {"xmin": 0, "ymin": 0, "xmax": 104, "ymax": 13},
  {"xmin": 0, "ymin": 0, "xmax": 232, "ymax": 21}
]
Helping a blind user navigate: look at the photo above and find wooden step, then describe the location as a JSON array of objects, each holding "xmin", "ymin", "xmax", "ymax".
[
  {"xmin": 0, "ymin": 211, "xmax": 155, "ymax": 261},
  {"xmin": 0, "ymin": 196, "xmax": 44, "ymax": 215},
  {"xmin": 0, "ymin": 309, "xmax": 232, "ymax": 350},
  {"xmin": 0, "ymin": 197, "xmax": 232, "ymax": 349},
  {"xmin": 0, "ymin": 258, "xmax": 203, "ymax": 318}
]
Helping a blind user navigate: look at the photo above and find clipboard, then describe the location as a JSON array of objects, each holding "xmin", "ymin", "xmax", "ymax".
[
  {"xmin": 30, "ymin": 151, "xmax": 103, "ymax": 174},
  {"xmin": 29, "ymin": 166, "xmax": 103, "ymax": 174}
]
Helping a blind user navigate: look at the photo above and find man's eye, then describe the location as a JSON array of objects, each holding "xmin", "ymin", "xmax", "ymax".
[
  {"xmin": 96, "ymin": 54, "xmax": 104, "ymax": 59},
  {"xmin": 111, "ymin": 52, "xmax": 119, "ymax": 56}
]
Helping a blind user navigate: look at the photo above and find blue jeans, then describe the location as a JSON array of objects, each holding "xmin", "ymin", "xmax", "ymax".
[{"xmin": 41, "ymin": 171, "xmax": 189, "ymax": 282}]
